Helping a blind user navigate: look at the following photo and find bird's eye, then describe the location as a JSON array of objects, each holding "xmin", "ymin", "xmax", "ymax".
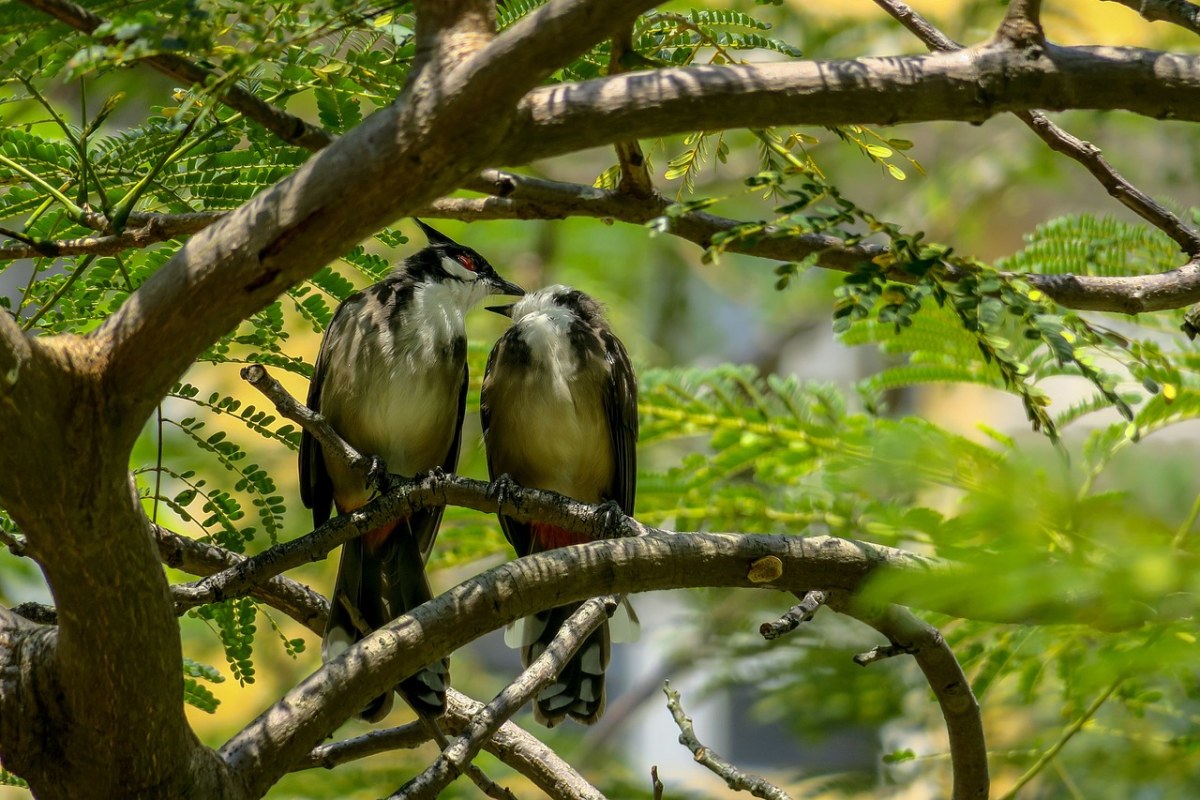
[{"xmin": 456, "ymin": 254, "xmax": 477, "ymax": 272}]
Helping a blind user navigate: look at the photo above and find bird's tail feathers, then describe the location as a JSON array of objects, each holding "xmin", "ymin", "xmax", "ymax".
[
  {"xmin": 378, "ymin": 521, "xmax": 448, "ymax": 717},
  {"xmin": 321, "ymin": 521, "xmax": 448, "ymax": 720},
  {"xmin": 519, "ymin": 602, "xmax": 610, "ymax": 727}
]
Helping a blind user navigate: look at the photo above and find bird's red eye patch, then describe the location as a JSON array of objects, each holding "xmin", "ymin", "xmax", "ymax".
[{"xmin": 456, "ymin": 254, "xmax": 477, "ymax": 272}]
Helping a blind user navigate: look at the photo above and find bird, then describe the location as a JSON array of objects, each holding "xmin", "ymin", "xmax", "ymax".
[
  {"xmin": 480, "ymin": 285, "xmax": 639, "ymax": 727},
  {"xmin": 299, "ymin": 220, "xmax": 524, "ymax": 722}
]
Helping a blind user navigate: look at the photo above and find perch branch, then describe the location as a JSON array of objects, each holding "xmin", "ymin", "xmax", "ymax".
[{"xmin": 664, "ymin": 681, "xmax": 794, "ymax": 800}]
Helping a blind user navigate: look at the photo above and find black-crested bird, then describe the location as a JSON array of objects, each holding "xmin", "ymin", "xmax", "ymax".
[
  {"xmin": 480, "ymin": 285, "xmax": 639, "ymax": 727},
  {"xmin": 300, "ymin": 220, "xmax": 524, "ymax": 721}
]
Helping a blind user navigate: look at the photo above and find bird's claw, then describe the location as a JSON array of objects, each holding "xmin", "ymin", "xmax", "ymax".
[
  {"xmin": 488, "ymin": 474, "xmax": 518, "ymax": 512},
  {"xmin": 367, "ymin": 455, "xmax": 392, "ymax": 496},
  {"xmin": 596, "ymin": 499, "xmax": 626, "ymax": 540}
]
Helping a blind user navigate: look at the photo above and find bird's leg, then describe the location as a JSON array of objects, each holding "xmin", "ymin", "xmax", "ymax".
[{"xmin": 366, "ymin": 455, "xmax": 392, "ymax": 497}]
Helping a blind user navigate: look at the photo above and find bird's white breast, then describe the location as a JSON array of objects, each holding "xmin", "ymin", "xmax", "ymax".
[{"xmin": 319, "ymin": 283, "xmax": 474, "ymax": 503}]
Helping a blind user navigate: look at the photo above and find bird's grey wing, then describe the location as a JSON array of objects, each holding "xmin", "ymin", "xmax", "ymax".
[
  {"xmin": 601, "ymin": 328, "xmax": 638, "ymax": 515},
  {"xmin": 299, "ymin": 300, "xmax": 356, "ymax": 526},
  {"xmin": 409, "ymin": 362, "xmax": 468, "ymax": 562}
]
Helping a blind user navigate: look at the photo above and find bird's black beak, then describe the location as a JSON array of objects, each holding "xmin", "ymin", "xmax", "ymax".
[
  {"xmin": 487, "ymin": 275, "xmax": 525, "ymax": 297},
  {"xmin": 486, "ymin": 303, "xmax": 515, "ymax": 318}
]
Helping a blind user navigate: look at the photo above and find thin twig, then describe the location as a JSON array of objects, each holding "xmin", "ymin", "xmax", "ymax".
[
  {"xmin": 393, "ymin": 597, "xmax": 617, "ymax": 799},
  {"xmin": 154, "ymin": 524, "xmax": 328, "ymax": 634},
  {"xmin": 1100, "ymin": 0, "xmax": 1200, "ymax": 35},
  {"xmin": 996, "ymin": 679, "xmax": 1122, "ymax": 800},
  {"xmin": 240, "ymin": 364, "xmax": 376, "ymax": 486},
  {"xmin": 663, "ymin": 681, "xmax": 794, "ymax": 800},
  {"xmin": 996, "ymin": 0, "xmax": 1044, "ymax": 43},
  {"xmin": 872, "ymin": 0, "xmax": 1200, "ymax": 258},
  {"xmin": 651, "ymin": 766, "xmax": 664, "ymax": 800},
  {"xmin": 759, "ymin": 589, "xmax": 826, "ymax": 640},
  {"xmin": 298, "ymin": 723, "xmax": 430, "ymax": 769},
  {"xmin": 294, "ymin": 690, "xmax": 607, "ymax": 799},
  {"xmin": 853, "ymin": 643, "xmax": 912, "ymax": 666},
  {"xmin": 19, "ymin": 0, "xmax": 332, "ymax": 151}
]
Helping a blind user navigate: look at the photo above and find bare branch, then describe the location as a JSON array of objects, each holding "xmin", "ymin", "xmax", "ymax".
[
  {"xmin": 608, "ymin": 28, "xmax": 655, "ymax": 198},
  {"xmin": 1101, "ymin": 0, "xmax": 1200, "ymax": 35},
  {"xmin": 0, "ymin": 211, "xmax": 226, "ymax": 262},
  {"xmin": 759, "ymin": 590, "xmax": 827, "ymax": 640},
  {"xmin": 217, "ymin": 532, "xmax": 951, "ymax": 797},
  {"xmin": 1013, "ymin": 111, "xmax": 1200, "ymax": 257},
  {"xmin": 663, "ymin": 681, "xmax": 794, "ymax": 800},
  {"xmin": 460, "ymin": 0, "xmax": 660, "ymax": 108},
  {"xmin": 153, "ymin": 524, "xmax": 327, "ymax": 635},
  {"xmin": 394, "ymin": 597, "xmax": 617, "ymax": 799},
  {"xmin": 872, "ymin": 0, "xmax": 1200, "ymax": 258},
  {"xmin": 293, "ymin": 690, "xmax": 607, "ymax": 799},
  {"xmin": 18, "ymin": 0, "xmax": 331, "ymax": 151},
  {"xmin": 296, "ymin": 722, "xmax": 430, "ymax": 770},
  {"xmin": 997, "ymin": 0, "xmax": 1045, "ymax": 44},
  {"xmin": 239, "ymin": 364, "xmax": 375, "ymax": 487},
  {"xmin": 846, "ymin": 604, "xmax": 988, "ymax": 800},
  {"xmin": 510, "ymin": 45, "xmax": 1200, "ymax": 166},
  {"xmin": 853, "ymin": 643, "xmax": 912, "ymax": 665}
]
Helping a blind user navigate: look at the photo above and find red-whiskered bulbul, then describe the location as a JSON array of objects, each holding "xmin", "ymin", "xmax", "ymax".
[
  {"xmin": 300, "ymin": 220, "xmax": 524, "ymax": 722},
  {"xmin": 480, "ymin": 285, "xmax": 639, "ymax": 727}
]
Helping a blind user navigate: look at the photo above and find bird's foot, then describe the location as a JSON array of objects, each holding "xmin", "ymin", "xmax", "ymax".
[
  {"xmin": 596, "ymin": 499, "xmax": 627, "ymax": 540},
  {"xmin": 367, "ymin": 455, "xmax": 392, "ymax": 496},
  {"xmin": 488, "ymin": 474, "xmax": 519, "ymax": 513}
]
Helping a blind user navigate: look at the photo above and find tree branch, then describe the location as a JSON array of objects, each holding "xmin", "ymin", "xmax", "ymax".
[
  {"xmin": 216, "ymin": 530, "xmax": 951, "ymax": 797},
  {"xmin": 1101, "ymin": 0, "xmax": 1200, "ymax": 35},
  {"xmin": 663, "ymin": 681, "xmax": 793, "ymax": 800},
  {"xmin": 294, "ymin": 688, "xmax": 608, "ymax": 798},
  {"xmin": 608, "ymin": 28, "xmax": 655, "ymax": 198},
  {"xmin": 0, "ymin": 211, "xmax": 226, "ymax": 261},
  {"xmin": 458, "ymin": 0, "xmax": 660, "ymax": 110},
  {"xmin": 16, "ymin": 171, "xmax": 1200, "ymax": 314},
  {"xmin": 153, "ymin": 524, "xmax": 327, "ymax": 635},
  {"xmin": 510, "ymin": 44, "xmax": 1200, "ymax": 165},
  {"xmin": 996, "ymin": 0, "xmax": 1045, "ymax": 44},
  {"xmin": 759, "ymin": 590, "xmax": 826, "ymax": 640},
  {"xmin": 394, "ymin": 597, "xmax": 617, "ymax": 799},
  {"xmin": 845, "ymin": 604, "xmax": 988, "ymax": 800},
  {"xmin": 18, "ymin": 0, "xmax": 332, "ymax": 151},
  {"xmin": 447, "ymin": 690, "xmax": 607, "ymax": 800},
  {"xmin": 872, "ymin": 0, "xmax": 1200, "ymax": 258}
]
